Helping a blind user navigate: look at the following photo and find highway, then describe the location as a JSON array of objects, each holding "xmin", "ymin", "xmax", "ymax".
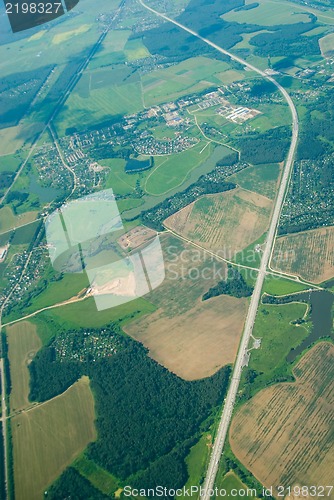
[{"xmin": 138, "ymin": 0, "xmax": 299, "ymax": 496}]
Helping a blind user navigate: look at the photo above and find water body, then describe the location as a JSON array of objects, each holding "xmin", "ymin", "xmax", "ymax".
[
  {"xmin": 29, "ymin": 174, "xmax": 62, "ymax": 203},
  {"xmin": 123, "ymin": 144, "xmax": 233, "ymax": 219},
  {"xmin": 284, "ymin": 290, "xmax": 334, "ymax": 362}
]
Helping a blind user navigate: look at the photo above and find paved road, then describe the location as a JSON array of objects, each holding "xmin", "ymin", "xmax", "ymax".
[{"xmin": 138, "ymin": 0, "xmax": 299, "ymax": 495}]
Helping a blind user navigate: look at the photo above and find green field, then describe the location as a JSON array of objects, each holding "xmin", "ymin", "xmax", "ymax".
[
  {"xmin": 124, "ymin": 39, "xmax": 150, "ymax": 61},
  {"xmin": 179, "ymin": 433, "xmax": 212, "ymax": 498},
  {"xmin": 247, "ymin": 301, "xmax": 310, "ymax": 393},
  {"xmin": 319, "ymin": 32, "xmax": 334, "ymax": 57},
  {"xmin": 142, "ymin": 56, "xmax": 245, "ymax": 106},
  {"xmin": 11, "ymin": 220, "xmax": 41, "ymax": 245},
  {"xmin": 23, "ymin": 273, "xmax": 90, "ymax": 314},
  {"xmin": 55, "ymin": 81, "xmax": 143, "ymax": 135},
  {"xmin": 0, "ymin": 154, "xmax": 21, "ymax": 173},
  {"xmin": 229, "ymin": 163, "xmax": 280, "ymax": 200},
  {"xmin": 102, "ymin": 158, "xmax": 139, "ymax": 196},
  {"xmin": 12, "ymin": 377, "xmax": 96, "ymax": 500},
  {"xmin": 223, "ymin": 0, "xmax": 312, "ymax": 25},
  {"xmin": 145, "ymin": 142, "xmax": 215, "ymax": 195},
  {"xmin": 263, "ymin": 275, "xmax": 311, "ymax": 295},
  {"xmin": 251, "ymin": 103, "xmax": 291, "ymax": 131},
  {"xmin": 42, "ymin": 296, "xmax": 156, "ymax": 329},
  {"xmin": 0, "ymin": 207, "xmax": 38, "ymax": 233}
]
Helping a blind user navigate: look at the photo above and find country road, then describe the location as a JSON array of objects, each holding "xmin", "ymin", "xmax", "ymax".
[{"xmin": 138, "ymin": 0, "xmax": 299, "ymax": 495}]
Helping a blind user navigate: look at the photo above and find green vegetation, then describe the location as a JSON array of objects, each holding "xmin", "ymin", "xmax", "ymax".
[
  {"xmin": 43, "ymin": 296, "xmax": 156, "ymax": 329},
  {"xmin": 29, "ymin": 331, "xmax": 231, "ymax": 491},
  {"xmin": 145, "ymin": 142, "xmax": 214, "ymax": 195},
  {"xmin": 0, "ymin": 206, "xmax": 37, "ymax": 233},
  {"xmin": 240, "ymin": 302, "xmax": 309, "ymax": 400},
  {"xmin": 141, "ymin": 162, "xmax": 239, "ymax": 230},
  {"xmin": 229, "ymin": 163, "xmax": 280, "ymax": 199},
  {"xmin": 48, "ymin": 467, "xmax": 108, "ymax": 499},
  {"xmin": 235, "ymin": 127, "xmax": 291, "ymax": 165},
  {"xmin": 203, "ymin": 266, "xmax": 253, "ymax": 300},
  {"xmin": 216, "ymin": 471, "xmax": 255, "ymax": 499},
  {"xmin": 142, "ymin": 57, "xmax": 235, "ymax": 106},
  {"xmin": 23, "ymin": 272, "xmax": 90, "ymax": 313},
  {"xmin": 263, "ymin": 276, "xmax": 310, "ymax": 295},
  {"xmin": 73, "ymin": 455, "xmax": 120, "ymax": 496},
  {"xmin": 223, "ymin": 0, "xmax": 310, "ymax": 25}
]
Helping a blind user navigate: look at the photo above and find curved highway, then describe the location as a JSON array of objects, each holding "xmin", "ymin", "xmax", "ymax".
[{"xmin": 138, "ymin": 0, "xmax": 299, "ymax": 496}]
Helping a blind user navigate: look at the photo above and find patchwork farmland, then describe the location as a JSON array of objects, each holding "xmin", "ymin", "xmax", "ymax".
[{"xmin": 229, "ymin": 342, "xmax": 334, "ymax": 496}]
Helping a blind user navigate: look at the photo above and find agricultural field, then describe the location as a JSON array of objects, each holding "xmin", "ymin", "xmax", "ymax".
[
  {"xmin": 12, "ymin": 376, "xmax": 96, "ymax": 500},
  {"xmin": 0, "ymin": 154, "xmax": 21, "ymax": 173},
  {"xmin": 6, "ymin": 321, "xmax": 41, "ymax": 412},
  {"xmin": 165, "ymin": 188, "xmax": 272, "ymax": 257},
  {"xmin": 125, "ymin": 234, "xmax": 249, "ymax": 380},
  {"xmin": 144, "ymin": 141, "xmax": 215, "ymax": 195},
  {"xmin": 22, "ymin": 273, "xmax": 90, "ymax": 315},
  {"xmin": 223, "ymin": 0, "xmax": 314, "ymax": 25},
  {"xmin": 272, "ymin": 226, "xmax": 334, "ymax": 283},
  {"xmin": 142, "ymin": 56, "xmax": 247, "ymax": 107},
  {"xmin": 55, "ymin": 80, "xmax": 143, "ymax": 135},
  {"xmin": 230, "ymin": 343, "xmax": 334, "ymax": 494},
  {"xmin": 319, "ymin": 32, "xmax": 334, "ymax": 58},
  {"xmin": 0, "ymin": 207, "xmax": 38, "ymax": 233},
  {"xmin": 43, "ymin": 295, "xmax": 156, "ymax": 329},
  {"xmin": 229, "ymin": 163, "xmax": 281, "ymax": 200}
]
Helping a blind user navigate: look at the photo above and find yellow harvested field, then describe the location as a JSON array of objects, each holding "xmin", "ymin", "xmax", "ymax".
[
  {"xmin": 6, "ymin": 321, "xmax": 41, "ymax": 412},
  {"xmin": 230, "ymin": 343, "xmax": 334, "ymax": 495},
  {"xmin": 272, "ymin": 226, "xmax": 334, "ymax": 283},
  {"xmin": 125, "ymin": 295, "xmax": 248, "ymax": 380},
  {"xmin": 12, "ymin": 377, "xmax": 96, "ymax": 500},
  {"xmin": 165, "ymin": 188, "xmax": 272, "ymax": 256},
  {"xmin": 124, "ymin": 234, "xmax": 248, "ymax": 380},
  {"xmin": 52, "ymin": 25, "xmax": 91, "ymax": 45}
]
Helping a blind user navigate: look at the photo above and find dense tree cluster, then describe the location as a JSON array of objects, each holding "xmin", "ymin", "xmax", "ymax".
[
  {"xmin": 235, "ymin": 127, "xmax": 291, "ymax": 165},
  {"xmin": 203, "ymin": 266, "xmax": 253, "ymax": 300},
  {"xmin": 47, "ymin": 467, "xmax": 109, "ymax": 499},
  {"xmin": 250, "ymin": 20, "xmax": 321, "ymax": 58},
  {"xmin": 29, "ymin": 333, "xmax": 231, "ymax": 491},
  {"xmin": 138, "ymin": 0, "xmax": 259, "ymax": 60}
]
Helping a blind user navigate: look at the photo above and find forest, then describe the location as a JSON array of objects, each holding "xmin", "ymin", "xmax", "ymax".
[
  {"xmin": 29, "ymin": 329, "xmax": 231, "ymax": 495},
  {"xmin": 203, "ymin": 266, "xmax": 253, "ymax": 301},
  {"xmin": 48, "ymin": 467, "xmax": 108, "ymax": 499},
  {"xmin": 235, "ymin": 126, "xmax": 291, "ymax": 165}
]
